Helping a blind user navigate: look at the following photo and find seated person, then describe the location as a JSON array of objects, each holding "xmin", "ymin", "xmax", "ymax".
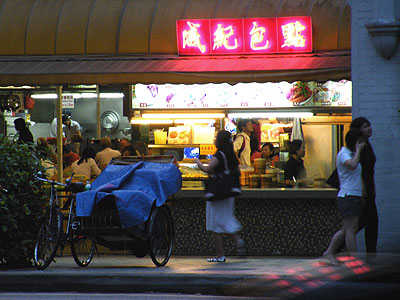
[
  {"xmin": 95, "ymin": 136, "xmax": 121, "ymax": 170},
  {"xmin": 71, "ymin": 147, "xmax": 101, "ymax": 179},
  {"xmin": 119, "ymin": 138, "xmax": 130, "ymax": 154},
  {"xmin": 36, "ymin": 137, "xmax": 57, "ymax": 179},
  {"xmin": 283, "ymin": 139, "xmax": 307, "ymax": 187},
  {"xmin": 63, "ymin": 145, "xmax": 80, "ymax": 168},
  {"xmin": 37, "ymin": 137, "xmax": 57, "ymax": 163},
  {"xmin": 121, "ymin": 145, "xmax": 140, "ymax": 157}
]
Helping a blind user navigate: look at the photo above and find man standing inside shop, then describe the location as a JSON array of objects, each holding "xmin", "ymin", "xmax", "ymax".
[
  {"xmin": 234, "ymin": 119, "xmax": 253, "ymax": 167},
  {"xmin": 49, "ymin": 110, "xmax": 81, "ymax": 143}
]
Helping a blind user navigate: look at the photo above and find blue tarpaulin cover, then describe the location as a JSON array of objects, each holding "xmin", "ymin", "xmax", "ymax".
[{"xmin": 76, "ymin": 161, "xmax": 182, "ymax": 228}]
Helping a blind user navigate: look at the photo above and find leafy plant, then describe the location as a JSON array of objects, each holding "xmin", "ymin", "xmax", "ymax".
[{"xmin": 0, "ymin": 136, "xmax": 48, "ymax": 268}]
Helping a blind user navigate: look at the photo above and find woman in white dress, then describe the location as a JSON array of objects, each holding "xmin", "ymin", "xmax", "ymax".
[{"xmin": 194, "ymin": 130, "xmax": 245, "ymax": 263}]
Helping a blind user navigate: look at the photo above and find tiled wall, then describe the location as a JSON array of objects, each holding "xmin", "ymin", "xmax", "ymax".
[{"xmin": 351, "ymin": 0, "xmax": 400, "ymax": 253}]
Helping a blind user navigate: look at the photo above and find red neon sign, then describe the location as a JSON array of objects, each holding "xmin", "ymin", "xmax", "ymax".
[
  {"xmin": 277, "ymin": 16, "xmax": 312, "ymax": 53},
  {"xmin": 177, "ymin": 17, "xmax": 312, "ymax": 55},
  {"xmin": 210, "ymin": 19, "xmax": 243, "ymax": 54}
]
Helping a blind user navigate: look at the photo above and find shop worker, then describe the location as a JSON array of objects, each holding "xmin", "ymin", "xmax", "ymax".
[
  {"xmin": 284, "ymin": 139, "xmax": 307, "ymax": 187},
  {"xmin": 49, "ymin": 110, "xmax": 81, "ymax": 143},
  {"xmin": 233, "ymin": 119, "xmax": 253, "ymax": 167},
  {"xmin": 95, "ymin": 136, "xmax": 121, "ymax": 170}
]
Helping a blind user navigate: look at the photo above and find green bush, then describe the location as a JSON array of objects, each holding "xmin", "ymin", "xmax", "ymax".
[{"xmin": 0, "ymin": 136, "xmax": 48, "ymax": 268}]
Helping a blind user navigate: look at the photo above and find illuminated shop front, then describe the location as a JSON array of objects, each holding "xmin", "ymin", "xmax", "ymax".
[{"xmin": 0, "ymin": 0, "xmax": 352, "ymax": 256}]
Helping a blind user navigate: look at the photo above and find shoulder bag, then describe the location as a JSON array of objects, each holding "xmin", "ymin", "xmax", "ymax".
[{"xmin": 204, "ymin": 151, "xmax": 242, "ymax": 201}]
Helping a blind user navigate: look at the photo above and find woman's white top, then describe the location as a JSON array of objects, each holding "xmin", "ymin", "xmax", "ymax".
[{"xmin": 336, "ymin": 147, "xmax": 362, "ymax": 197}]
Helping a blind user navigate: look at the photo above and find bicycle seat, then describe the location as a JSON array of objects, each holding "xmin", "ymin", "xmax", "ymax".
[{"xmin": 67, "ymin": 182, "xmax": 86, "ymax": 193}]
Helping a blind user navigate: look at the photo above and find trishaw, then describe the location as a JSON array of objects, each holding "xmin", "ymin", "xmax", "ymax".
[
  {"xmin": 74, "ymin": 155, "xmax": 181, "ymax": 267},
  {"xmin": 34, "ymin": 155, "xmax": 181, "ymax": 269}
]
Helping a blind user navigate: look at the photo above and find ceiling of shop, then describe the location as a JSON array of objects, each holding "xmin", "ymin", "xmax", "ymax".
[{"xmin": 0, "ymin": 0, "xmax": 350, "ymax": 56}]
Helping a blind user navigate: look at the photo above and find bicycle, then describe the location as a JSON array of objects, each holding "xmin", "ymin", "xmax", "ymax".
[{"xmin": 33, "ymin": 172, "xmax": 96, "ymax": 270}]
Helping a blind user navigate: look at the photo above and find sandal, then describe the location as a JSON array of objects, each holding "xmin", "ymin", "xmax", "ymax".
[{"xmin": 206, "ymin": 256, "xmax": 226, "ymax": 262}]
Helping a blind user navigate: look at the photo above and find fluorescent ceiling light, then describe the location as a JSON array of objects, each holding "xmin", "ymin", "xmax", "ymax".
[
  {"xmin": 174, "ymin": 119, "xmax": 216, "ymax": 124},
  {"xmin": 31, "ymin": 93, "xmax": 124, "ymax": 99},
  {"xmin": 31, "ymin": 94, "xmax": 58, "ymax": 99},
  {"xmin": 142, "ymin": 113, "xmax": 225, "ymax": 119},
  {"xmin": 0, "ymin": 85, "xmax": 35, "ymax": 89},
  {"xmin": 227, "ymin": 112, "xmax": 313, "ymax": 119},
  {"xmin": 100, "ymin": 93, "xmax": 124, "ymax": 98},
  {"xmin": 130, "ymin": 119, "xmax": 173, "ymax": 125}
]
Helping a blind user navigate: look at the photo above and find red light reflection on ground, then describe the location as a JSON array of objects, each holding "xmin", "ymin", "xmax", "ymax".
[
  {"xmin": 276, "ymin": 280, "xmax": 291, "ymax": 287},
  {"xmin": 352, "ymin": 266, "xmax": 371, "ymax": 274},
  {"xmin": 263, "ymin": 274, "xmax": 280, "ymax": 280},
  {"xmin": 329, "ymin": 273, "xmax": 344, "ymax": 280},
  {"xmin": 286, "ymin": 267, "xmax": 305, "ymax": 274},
  {"xmin": 319, "ymin": 267, "xmax": 335, "ymax": 274},
  {"xmin": 295, "ymin": 275, "xmax": 309, "ymax": 281},
  {"xmin": 344, "ymin": 260, "xmax": 364, "ymax": 268},
  {"xmin": 306, "ymin": 280, "xmax": 324, "ymax": 288},
  {"xmin": 289, "ymin": 286, "xmax": 304, "ymax": 294},
  {"xmin": 337, "ymin": 256, "xmax": 356, "ymax": 262}
]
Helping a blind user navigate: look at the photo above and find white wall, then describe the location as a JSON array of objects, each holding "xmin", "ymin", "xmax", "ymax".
[{"xmin": 350, "ymin": 0, "xmax": 400, "ymax": 253}]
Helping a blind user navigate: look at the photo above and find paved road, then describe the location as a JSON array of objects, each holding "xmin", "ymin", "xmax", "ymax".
[
  {"xmin": 0, "ymin": 292, "xmax": 263, "ymax": 300},
  {"xmin": 1, "ymin": 254, "xmax": 400, "ymax": 299}
]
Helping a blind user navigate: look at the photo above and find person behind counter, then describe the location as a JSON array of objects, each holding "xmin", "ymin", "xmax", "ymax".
[
  {"xmin": 284, "ymin": 139, "xmax": 307, "ymax": 187},
  {"xmin": 71, "ymin": 147, "xmax": 101, "ymax": 180},
  {"xmin": 251, "ymin": 142, "xmax": 279, "ymax": 167},
  {"xmin": 194, "ymin": 130, "xmax": 245, "ymax": 263},
  {"xmin": 95, "ymin": 136, "xmax": 121, "ymax": 170},
  {"xmin": 233, "ymin": 119, "xmax": 253, "ymax": 167}
]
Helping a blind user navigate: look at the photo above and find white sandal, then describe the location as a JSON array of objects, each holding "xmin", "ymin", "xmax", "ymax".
[{"xmin": 206, "ymin": 256, "xmax": 226, "ymax": 262}]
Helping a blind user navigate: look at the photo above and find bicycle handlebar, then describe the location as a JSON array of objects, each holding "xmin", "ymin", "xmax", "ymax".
[{"xmin": 34, "ymin": 172, "xmax": 69, "ymax": 187}]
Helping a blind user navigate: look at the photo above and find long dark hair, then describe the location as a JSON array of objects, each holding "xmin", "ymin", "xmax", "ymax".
[
  {"xmin": 215, "ymin": 130, "xmax": 238, "ymax": 170},
  {"xmin": 345, "ymin": 129, "xmax": 362, "ymax": 152},
  {"xmin": 288, "ymin": 139, "xmax": 303, "ymax": 155},
  {"xmin": 350, "ymin": 117, "xmax": 370, "ymax": 131},
  {"xmin": 78, "ymin": 147, "xmax": 96, "ymax": 165}
]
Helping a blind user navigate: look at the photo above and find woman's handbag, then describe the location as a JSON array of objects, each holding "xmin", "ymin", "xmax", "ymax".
[
  {"xmin": 204, "ymin": 151, "xmax": 242, "ymax": 201},
  {"xmin": 326, "ymin": 168, "xmax": 340, "ymax": 189}
]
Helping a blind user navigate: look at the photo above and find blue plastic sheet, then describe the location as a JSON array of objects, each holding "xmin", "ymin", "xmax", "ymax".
[{"xmin": 76, "ymin": 161, "xmax": 182, "ymax": 228}]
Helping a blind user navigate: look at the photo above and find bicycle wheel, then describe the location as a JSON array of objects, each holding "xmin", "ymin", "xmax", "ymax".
[
  {"xmin": 148, "ymin": 205, "xmax": 174, "ymax": 267},
  {"xmin": 33, "ymin": 209, "xmax": 63, "ymax": 270},
  {"xmin": 70, "ymin": 218, "xmax": 95, "ymax": 267}
]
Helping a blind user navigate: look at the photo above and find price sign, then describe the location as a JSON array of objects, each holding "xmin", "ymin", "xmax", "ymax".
[
  {"xmin": 62, "ymin": 95, "xmax": 74, "ymax": 108},
  {"xmin": 200, "ymin": 144, "xmax": 216, "ymax": 155}
]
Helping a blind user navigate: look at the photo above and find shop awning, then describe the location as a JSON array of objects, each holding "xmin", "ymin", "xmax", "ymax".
[{"xmin": 0, "ymin": 51, "xmax": 350, "ymax": 85}]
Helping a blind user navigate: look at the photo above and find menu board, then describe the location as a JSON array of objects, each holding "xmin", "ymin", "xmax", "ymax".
[{"xmin": 132, "ymin": 80, "xmax": 351, "ymax": 109}]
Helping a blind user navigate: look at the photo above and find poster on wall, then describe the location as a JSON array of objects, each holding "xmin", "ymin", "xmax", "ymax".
[{"xmin": 132, "ymin": 80, "xmax": 352, "ymax": 109}]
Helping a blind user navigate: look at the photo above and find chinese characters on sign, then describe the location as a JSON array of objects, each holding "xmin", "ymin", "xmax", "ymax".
[
  {"xmin": 62, "ymin": 95, "xmax": 74, "ymax": 108},
  {"xmin": 176, "ymin": 17, "xmax": 312, "ymax": 55},
  {"xmin": 200, "ymin": 144, "xmax": 216, "ymax": 155}
]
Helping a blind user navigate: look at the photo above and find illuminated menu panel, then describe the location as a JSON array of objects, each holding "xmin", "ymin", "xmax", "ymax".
[
  {"xmin": 177, "ymin": 17, "xmax": 312, "ymax": 55},
  {"xmin": 132, "ymin": 80, "xmax": 352, "ymax": 109}
]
